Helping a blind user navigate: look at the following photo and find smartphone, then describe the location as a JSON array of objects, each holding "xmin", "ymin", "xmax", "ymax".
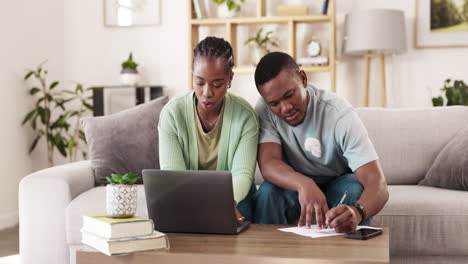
[{"xmin": 345, "ymin": 228, "xmax": 382, "ymax": 240}]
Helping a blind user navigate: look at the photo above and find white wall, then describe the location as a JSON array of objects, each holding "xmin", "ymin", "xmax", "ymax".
[
  {"xmin": 0, "ymin": 0, "xmax": 64, "ymax": 229},
  {"xmin": 63, "ymin": 0, "xmax": 189, "ymax": 99}
]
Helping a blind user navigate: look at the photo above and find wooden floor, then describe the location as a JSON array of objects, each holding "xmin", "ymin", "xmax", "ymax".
[
  {"xmin": 0, "ymin": 226, "xmax": 18, "ymax": 257},
  {"xmin": 0, "ymin": 225, "xmax": 19, "ymax": 264}
]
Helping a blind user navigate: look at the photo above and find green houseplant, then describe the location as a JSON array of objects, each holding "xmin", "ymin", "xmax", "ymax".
[
  {"xmin": 106, "ymin": 173, "xmax": 141, "ymax": 218},
  {"xmin": 244, "ymin": 28, "xmax": 279, "ymax": 65},
  {"xmin": 212, "ymin": 0, "xmax": 245, "ymax": 12},
  {"xmin": 22, "ymin": 62, "xmax": 100, "ymax": 166},
  {"xmin": 432, "ymin": 79, "xmax": 468, "ymax": 106},
  {"xmin": 120, "ymin": 52, "xmax": 140, "ymax": 86}
]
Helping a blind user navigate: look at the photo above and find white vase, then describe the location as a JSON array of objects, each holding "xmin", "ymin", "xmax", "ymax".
[
  {"xmin": 106, "ymin": 184, "xmax": 137, "ymax": 218},
  {"xmin": 217, "ymin": 4, "xmax": 236, "ymax": 18},
  {"xmin": 120, "ymin": 69, "xmax": 140, "ymax": 86},
  {"xmin": 253, "ymin": 47, "xmax": 268, "ymax": 66}
]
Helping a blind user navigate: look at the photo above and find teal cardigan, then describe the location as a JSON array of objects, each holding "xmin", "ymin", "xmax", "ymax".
[{"xmin": 158, "ymin": 91, "xmax": 259, "ymax": 202}]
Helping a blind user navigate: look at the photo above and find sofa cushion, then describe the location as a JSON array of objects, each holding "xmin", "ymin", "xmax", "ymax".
[
  {"xmin": 66, "ymin": 185, "xmax": 148, "ymax": 245},
  {"xmin": 373, "ymin": 185, "xmax": 468, "ymax": 256},
  {"xmin": 356, "ymin": 106, "xmax": 468, "ymax": 184},
  {"xmin": 418, "ymin": 124, "xmax": 468, "ymax": 191},
  {"xmin": 81, "ymin": 96, "xmax": 168, "ymax": 185}
]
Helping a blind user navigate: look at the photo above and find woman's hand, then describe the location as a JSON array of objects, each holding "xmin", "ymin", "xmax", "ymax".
[{"xmin": 234, "ymin": 201, "xmax": 245, "ymax": 222}]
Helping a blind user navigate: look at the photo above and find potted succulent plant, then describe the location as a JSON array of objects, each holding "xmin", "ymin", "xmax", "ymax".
[
  {"xmin": 106, "ymin": 173, "xmax": 140, "ymax": 218},
  {"xmin": 120, "ymin": 52, "xmax": 140, "ymax": 86},
  {"xmin": 244, "ymin": 28, "xmax": 279, "ymax": 66}
]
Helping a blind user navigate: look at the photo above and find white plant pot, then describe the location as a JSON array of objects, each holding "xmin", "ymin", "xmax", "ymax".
[
  {"xmin": 253, "ymin": 48, "xmax": 268, "ymax": 66},
  {"xmin": 120, "ymin": 69, "xmax": 140, "ymax": 86},
  {"xmin": 106, "ymin": 184, "xmax": 137, "ymax": 218},
  {"xmin": 217, "ymin": 4, "xmax": 236, "ymax": 18}
]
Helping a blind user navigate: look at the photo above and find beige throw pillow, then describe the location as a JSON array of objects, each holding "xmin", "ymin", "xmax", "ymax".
[{"xmin": 419, "ymin": 124, "xmax": 468, "ymax": 191}]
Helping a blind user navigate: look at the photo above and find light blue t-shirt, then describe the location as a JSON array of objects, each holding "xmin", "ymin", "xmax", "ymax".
[{"xmin": 255, "ymin": 85, "xmax": 378, "ymax": 184}]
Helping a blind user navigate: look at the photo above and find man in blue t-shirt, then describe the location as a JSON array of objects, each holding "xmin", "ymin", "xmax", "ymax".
[{"xmin": 254, "ymin": 52, "xmax": 389, "ymax": 233}]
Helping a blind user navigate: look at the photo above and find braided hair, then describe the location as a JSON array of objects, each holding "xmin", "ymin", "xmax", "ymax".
[{"xmin": 193, "ymin": 36, "xmax": 234, "ymax": 73}]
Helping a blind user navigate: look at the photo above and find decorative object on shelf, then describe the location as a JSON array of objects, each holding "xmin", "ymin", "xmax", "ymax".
[
  {"xmin": 277, "ymin": 5, "xmax": 308, "ymax": 16},
  {"xmin": 297, "ymin": 38, "xmax": 327, "ymax": 66},
  {"xmin": 193, "ymin": 0, "xmax": 206, "ymax": 18},
  {"xmin": 211, "ymin": 0, "xmax": 244, "ymax": 12},
  {"xmin": 22, "ymin": 61, "xmax": 99, "ymax": 166},
  {"xmin": 211, "ymin": 0, "xmax": 244, "ymax": 18},
  {"xmin": 106, "ymin": 173, "xmax": 140, "ymax": 218},
  {"xmin": 432, "ymin": 79, "xmax": 468, "ymax": 106},
  {"xmin": 244, "ymin": 28, "xmax": 279, "ymax": 65},
  {"xmin": 104, "ymin": 0, "xmax": 160, "ymax": 27},
  {"xmin": 120, "ymin": 53, "xmax": 140, "ymax": 86},
  {"xmin": 416, "ymin": 0, "xmax": 468, "ymax": 48},
  {"xmin": 321, "ymin": 0, "xmax": 329, "ymax": 15},
  {"xmin": 307, "ymin": 38, "xmax": 322, "ymax": 57},
  {"xmin": 344, "ymin": 9, "xmax": 407, "ymax": 107},
  {"xmin": 297, "ymin": 56, "xmax": 328, "ymax": 66}
]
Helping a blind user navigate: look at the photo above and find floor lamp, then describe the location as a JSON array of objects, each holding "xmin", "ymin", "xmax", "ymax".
[{"xmin": 343, "ymin": 9, "xmax": 407, "ymax": 107}]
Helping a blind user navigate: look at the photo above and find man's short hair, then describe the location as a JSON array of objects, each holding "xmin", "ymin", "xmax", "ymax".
[{"xmin": 254, "ymin": 52, "xmax": 300, "ymax": 88}]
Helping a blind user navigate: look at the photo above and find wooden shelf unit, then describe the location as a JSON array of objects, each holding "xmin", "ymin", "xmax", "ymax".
[{"xmin": 188, "ymin": 0, "xmax": 336, "ymax": 92}]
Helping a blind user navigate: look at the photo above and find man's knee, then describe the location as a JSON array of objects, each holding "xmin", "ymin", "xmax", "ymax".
[{"xmin": 340, "ymin": 174, "xmax": 364, "ymax": 203}]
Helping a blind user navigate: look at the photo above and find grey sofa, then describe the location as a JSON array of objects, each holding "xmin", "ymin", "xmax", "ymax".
[{"xmin": 19, "ymin": 106, "xmax": 468, "ymax": 264}]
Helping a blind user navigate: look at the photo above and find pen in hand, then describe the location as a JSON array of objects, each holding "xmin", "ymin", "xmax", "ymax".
[{"xmin": 325, "ymin": 191, "xmax": 348, "ymax": 229}]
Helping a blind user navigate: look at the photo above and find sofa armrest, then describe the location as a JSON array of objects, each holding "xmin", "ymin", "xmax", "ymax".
[{"xmin": 19, "ymin": 160, "xmax": 94, "ymax": 264}]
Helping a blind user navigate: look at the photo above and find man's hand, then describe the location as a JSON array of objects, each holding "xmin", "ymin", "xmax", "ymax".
[
  {"xmin": 234, "ymin": 201, "xmax": 245, "ymax": 222},
  {"xmin": 297, "ymin": 181, "xmax": 329, "ymax": 228},
  {"xmin": 325, "ymin": 205, "xmax": 362, "ymax": 233}
]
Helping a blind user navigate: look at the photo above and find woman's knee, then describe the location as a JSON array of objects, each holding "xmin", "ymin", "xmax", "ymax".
[{"xmin": 256, "ymin": 181, "xmax": 283, "ymax": 203}]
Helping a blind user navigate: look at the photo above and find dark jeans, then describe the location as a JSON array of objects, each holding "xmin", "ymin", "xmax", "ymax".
[
  {"xmin": 254, "ymin": 173, "xmax": 372, "ymax": 225},
  {"xmin": 236, "ymin": 183, "xmax": 256, "ymax": 222}
]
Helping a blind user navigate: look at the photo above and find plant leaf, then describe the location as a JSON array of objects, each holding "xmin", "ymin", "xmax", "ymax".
[
  {"xmin": 22, "ymin": 109, "xmax": 37, "ymax": 125},
  {"xmin": 82, "ymin": 100, "xmax": 94, "ymax": 111},
  {"xmin": 76, "ymin": 84, "xmax": 83, "ymax": 93},
  {"xmin": 24, "ymin": 71, "xmax": 34, "ymax": 80},
  {"xmin": 29, "ymin": 135, "xmax": 41, "ymax": 154},
  {"xmin": 79, "ymin": 130, "xmax": 87, "ymax": 143},
  {"xmin": 432, "ymin": 96, "xmax": 443, "ymax": 107},
  {"xmin": 29, "ymin": 87, "xmax": 40, "ymax": 95},
  {"xmin": 31, "ymin": 114, "xmax": 38, "ymax": 129},
  {"xmin": 49, "ymin": 81, "xmax": 59, "ymax": 90},
  {"xmin": 37, "ymin": 107, "xmax": 46, "ymax": 124},
  {"xmin": 129, "ymin": 178, "xmax": 138, "ymax": 184},
  {"xmin": 112, "ymin": 174, "xmax": 123, "ymax": 182},
  {"xmin": 67, "ymin": 138, "xmax": 76, "ymax": 158}
]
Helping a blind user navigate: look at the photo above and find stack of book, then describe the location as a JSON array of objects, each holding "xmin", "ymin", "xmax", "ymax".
[
  {"xmin": 81, "ymin": 214, "xmax": 169, "ymax": 256},
  {"xmin": 297, "ymin": 56, "xmax": 329, "ymax": 66}
]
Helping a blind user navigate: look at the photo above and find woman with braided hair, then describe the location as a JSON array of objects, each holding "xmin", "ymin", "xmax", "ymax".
[{"xmin": 158, "ymin": 36, "xmax": 259, "ymax": 222}]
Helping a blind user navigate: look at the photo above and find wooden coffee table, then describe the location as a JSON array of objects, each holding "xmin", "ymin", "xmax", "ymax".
[{"xmin": 77, "ymin": 224, "xmax": 389, "ymax": 264}]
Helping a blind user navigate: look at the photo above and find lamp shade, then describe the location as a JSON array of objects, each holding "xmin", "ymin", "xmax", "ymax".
[{"xmin": 343, "ymin": 9, "xmax": 407, "ymax": 56}]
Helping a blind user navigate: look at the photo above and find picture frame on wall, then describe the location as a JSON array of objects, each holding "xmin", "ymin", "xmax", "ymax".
[
  {"xmin": 104, "ymin": 0, "xmax": 160, "ymax": 27},
  {"xmin": 416, "ymin": 0, "xmax": 468, "ymax": 48}
]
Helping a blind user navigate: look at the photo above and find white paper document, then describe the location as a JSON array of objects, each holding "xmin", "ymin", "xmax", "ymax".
[{"xmin": 278, "ymin": 225, "xmax": 382, "ymax": 238}]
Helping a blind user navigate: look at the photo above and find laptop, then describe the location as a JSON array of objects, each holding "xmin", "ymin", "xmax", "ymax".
[{"xmin": 142, "ymin": 169, "xmax": 250, "ymax": 235}]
